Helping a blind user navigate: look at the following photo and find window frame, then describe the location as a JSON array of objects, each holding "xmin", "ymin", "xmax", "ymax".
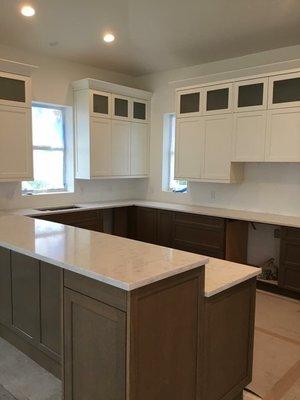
[
  {"xmin": 22, "ymin": 103, "xmax": 67, "ymax": 195},
  {"xmin": 164, "ymin": 113, "xmax": 187, "ymax": 193}
]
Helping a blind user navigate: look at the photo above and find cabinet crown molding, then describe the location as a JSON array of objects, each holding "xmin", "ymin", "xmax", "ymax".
[
  {"xmin": 0, "ymin": 58, "xmax": 38, "ymax": 77},
  {"xmin": 72, "ymin": 78, "xmax": 152, "ymax": 101}
]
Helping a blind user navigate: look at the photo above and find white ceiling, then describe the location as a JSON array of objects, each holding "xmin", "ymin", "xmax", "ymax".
[{"xmin": 0, "ymin": 0, "xmax": 300, "ymax": 76}]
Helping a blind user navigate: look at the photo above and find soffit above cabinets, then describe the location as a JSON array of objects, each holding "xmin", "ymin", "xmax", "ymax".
[{"xmin": 72, "ymin": 78, "xmax": 152, "ymax": 101}]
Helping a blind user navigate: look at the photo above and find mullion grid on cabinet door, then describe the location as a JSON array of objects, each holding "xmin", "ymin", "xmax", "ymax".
[{"xmin": 234, "ymin": 77, "xmax": 268, "ymax": 112}]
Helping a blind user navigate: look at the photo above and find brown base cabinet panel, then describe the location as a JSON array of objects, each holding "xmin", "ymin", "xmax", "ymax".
[
  {"xmin": 203, "ymin": 279, "xmax": 256, "ymax": 400},
  {"xmin": 225, "ymin": 220, "xmax": 249, "ymax": 264},
  {"xmin": 279, "ymin": 227, "xmax": 300, "ymax": 293},
  {"xmin": 0, "ymin": 247, "xmax": 12, "ymax": 327}
]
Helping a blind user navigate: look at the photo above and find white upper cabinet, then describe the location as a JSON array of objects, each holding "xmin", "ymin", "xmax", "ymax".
[
  {"xmin": 232, "ymin": 111, "xmax": 267, "ymax": 162},
  {"xmin": 175, "ymin": 117, "xmax": 203, "ymax": 179},
  {"xmin": 176, "ymin": 88, "xmax": 202, "ymax": 118},
  {"xmin": 202, "ymin": 114, "xmax": 234, "ymax": 181},
  {"xmin": 111, "ymin": 120, "xmax": 131, "ymax": 176},
  {"xmin": 0, "ymin": 105, "xmax": 33, "ymax": 180},
  {"xmin": 203, "ymin": 83, "xmax": 233, "ymax": 115},
  {"xmin": 268, "ymin": 72, "xmax": 300, "ymax": 109},
  {"xmin": 234, "ymin": 77, "xmax": 268, "ymax": 112},
  {"xmin": 130, "ymin": 123, "xmax": 149, "ymax": 176},
  {"xmin": 265, "ymin": 107, "xmax": 300, "ymax": 162},
  {"xmin": 0, "ymin": 71, "xmax": 31, "ymax": 108},
  {"xmin": 90, "ymin": 90, "xmax": 111, "ymax": 118},
  {"xmin": 90, "ymin": 117, "xmax": 111, "ymax": 177},
  {"xmin": 73, "ymin": 79, "xmax": 151, "ymax": 179}
]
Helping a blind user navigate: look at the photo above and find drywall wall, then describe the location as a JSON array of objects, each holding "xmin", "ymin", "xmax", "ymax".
[
  {"xmin": 135, "ymin": 45, "xmax": 300, "ymax": 215},
  {"xmin": 0, "ymin": 44, "xmax": 146, "ymax": 209}
]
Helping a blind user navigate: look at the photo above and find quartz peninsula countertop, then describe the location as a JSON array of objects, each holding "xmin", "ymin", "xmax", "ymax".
[{"xmin": 0, "ymin": 214, "xmax": 208, "ymax": 291}]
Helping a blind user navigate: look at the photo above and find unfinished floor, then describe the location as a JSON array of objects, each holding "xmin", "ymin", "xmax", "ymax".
[{"xmin": 0, "ymin": 290, "xmax": 299, "ymax": 400}]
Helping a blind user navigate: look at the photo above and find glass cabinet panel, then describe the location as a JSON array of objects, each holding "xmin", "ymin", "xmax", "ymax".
[
  {"xmin": 273, "ymin": 77, "xmax": 300, "ymax": 104},
  {"xmin": 206, "ymin": 88, "xmax": 229, "ymax": 111},
  {"xmin": 114, "ymin": 98, "xmax": 128, "ymax": 117},
  {"xmin": 133, "ymin": 101, "xmax": 146, "ymax": 120},
  {"xmin": 0, "ymin": 76, "xmax": 26, "ymax": 103},
  {"xmin": 179, "ymin": 92, "xmax": 200, "ymax": 114},
  {"xmin": 238, "ymin": 83, "xmax": 264, "ymax": 108},
  {"xmin": 93, "ymin": 94, "xmax": 109, "ymax": 115}
]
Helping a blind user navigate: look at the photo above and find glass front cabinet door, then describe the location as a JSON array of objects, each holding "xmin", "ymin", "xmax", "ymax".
[
  {"xmin": 112, "ymin": 95, "xmax": 131, "ymax": 120},
  {"xmin": 268, "ymin": 72, "xmax": 300, "ymax": 109},
  {"xmin": 203, "ymin": 83, "xmax": 233, "ymax": 115},
  {"xmin": 234, "ymin": 77, "xmax": 268, "ymax": 112},
  {"xmin": 132, "ymin": 99, "xmax": 148, "ymax": 122},
  {"xmin": 90, "ymin": 90, "xmax": 111, "ymax": 118},
  {"xmin": 176, "ymin": 89, "xmax": 202, "ymax": 117},
  {"xmin": 0, "ymin": 72, "xmax": 31, "ymax": 108}
]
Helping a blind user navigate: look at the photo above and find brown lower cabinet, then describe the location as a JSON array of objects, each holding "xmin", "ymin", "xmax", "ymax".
[
  {"xmin": 279, "ymin": 227, "xmax": 300, "ymax": 293},
  {"xmin": 0, "ymin": 248, "xmax": 256, "ymax": 400},
  {"xmin": 0, "ymin": 249, "xmax": 62, "ymax": 378}
]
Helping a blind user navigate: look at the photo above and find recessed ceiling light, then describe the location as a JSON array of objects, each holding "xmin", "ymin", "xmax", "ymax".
[
  {"xmin": 103, "ymin": 33, "xmax": 115, "ymax": 43},
  {"xmin": 21, "ymin": 5, "xmax": 35, "ymax": 17}
]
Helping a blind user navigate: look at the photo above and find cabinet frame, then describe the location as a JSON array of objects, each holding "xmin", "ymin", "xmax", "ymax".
[
  {"xmin": 112, "ymin": 94, "xmax": 132, "ymax": 121},
  {"xmin": 89, "ymin": 89, "xmax": 112, "ymax": 118},
  {"xmin": 176, "ymin": 88, "xmax": 204, "ymax": 118},
  {"xmin": 268, "ymin": 71, "xmax": 300, "ymax": 109},
  {"xmin": 0, "ymin": 71, "xmax": 32, "ymax": 108},
  {"xmin": 203, "ymin": 83, "xmax": 233, "ymax": 115},
  {"xmin": 234, "ymin": 77, "xmax": 268, "ymax": 112}
]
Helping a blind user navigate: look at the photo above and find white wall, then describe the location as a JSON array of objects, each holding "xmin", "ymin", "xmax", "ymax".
[
  {"xmin": 135, "ymin": 45, "xmax": 300, "ymax": 216},
  {"xmin": 0, "ymin": 44, "xmax": 146, "ymax": 210}
]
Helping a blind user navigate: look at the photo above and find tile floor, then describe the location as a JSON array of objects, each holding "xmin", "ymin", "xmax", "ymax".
[{"xmin": 0, "ymin": 290, "xmax": 299, "ymax": 400}]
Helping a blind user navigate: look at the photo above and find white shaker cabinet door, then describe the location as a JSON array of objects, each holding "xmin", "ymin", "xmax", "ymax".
[
  {"xmin": 90, "ymin": 117, "xmax": 111, "ymax": 177},
  {"xmin": 202, "ymin": 114, "xmax": 233, "ymax": 180},
  {"xmin": 0, "ymin": 105, "xmax": 33, "ymax": 180},
  {"xmin": 175, "ymin": 117, "xmax": 203, "ymax": 179},
  {"xmin": 233, "ymin": 111, "xmax": 267, "ymax": 161},
  {"xmin": 265, "ymin": 108, "xmax": 300, "ymax": 161},
  {"xmin": 130, "ymin": 122, "xmax": 148, "ymax": 176},
  {"xmin": 111, "ymin": 120, "xmax": 131, "ymax": 176}
]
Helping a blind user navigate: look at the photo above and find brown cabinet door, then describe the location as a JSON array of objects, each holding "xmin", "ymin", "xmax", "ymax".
[
  {"xmin": 279, "ymin": 227, "xmax": 300, "ymax": 292},
  {"xmin": 11, "ymin": 252, "xmax": 39, "ymax": 341},
  {"xmin": 40, "ymin": 262, "xmax": 62, "ymax": 357},
  {"xmin": 173, "ymin": 212, "xmax": 226, "ymax": 258},
  {"xmin": 113, "ymin": 207, "xmax": 128, "ymax": 237},
  {"xmin": 136, "ymin": 207, "xmax": 158, "ymax": 244},
  {"xmin": 157, "ymin": 210, "xmax": 174, "ymax": 247},
  {"xmin": 64, "ymin": 288, "xmax": 126, "ymax": 400},
  {"xmin": 0, "ymin": 247, "xmax": 12, "ymax": 326}
]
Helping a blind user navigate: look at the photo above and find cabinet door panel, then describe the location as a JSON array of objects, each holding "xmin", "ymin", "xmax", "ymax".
[
  {"xmin": 130, "ymin": 122, "xmax": 148, "ymax": 176},
  {"xmin": 113, "ymin": 95, "xmax": 131, "ymax": 120},
  {"xmin": 90, "ymin": 117, "xmax": 111, "ymax": 176},
  {"xmin": 176, "ymin": 89, "xmax": 202, "ymax": 117},
  {"xmin": 175, "ymin": 117, "xmax": 203, "ymax": 179},
  {"xmin": 64, "ymin": 288, "xmax": 126, "ymax": 400},
  {"xmin": 203, "ymin": 115, "xmax": 233, "ymax": 180},
  {"xmin": 111, "ymin": 120, "xmax": 131, "ymax": 176},
  {"xmin": 157, "ymin": 210, "xmax": 173, "ymax": 247},
  {"xmin": 234, "ymin": 78, "xmax": 268, "ymax": 112},
  {"xmin": 0, "ymin": 72, "xmax": 31, "ymax": 107},
  {"xmin": 0, "ymin": 247, "xmax": 12, "ymax": 326},
  {"xmin": 11, "ymin": 252, "xmax": 39, "ymax": 340},
  {"xmin": 268, "ymin": 72, "xmax": 300, "ymax": 109},
  {"xmin": 265, "ymin": 108, "xmax": 300, "ymax": 161},
  {"xmin": 0, "ymin": 105, "xmax": 33, "ymax": 180},
  {"xmin": 204, "ymin": 83, "xmax": 233, "ymax": 115},
  {"xmin": 133, "ymin": 99, "xmax": 148, "ymax": 122},
  {"xmin": 40, "ymin": 262, "xmax": 62, "ymax": 356},
  {"xmin": 279, "ymin": 227, "xmax": 300, "ymax": 293},
  {"xmin": 136, "ymin": 207, "xmax": 158, "ymax": 244},
  {"xmin": 90, "ymin": 90, "xmax": 111, "ymax": 118},
  {"xmin": 233, "ymin": 111, "xmax": 267, "ymax": 161}
]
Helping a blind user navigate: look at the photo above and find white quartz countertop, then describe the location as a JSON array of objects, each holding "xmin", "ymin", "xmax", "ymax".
[
  {"xmin": 205, "ymin": 258, "xmax": 261, "ymax": 297},
  {"xmin": 9, "ymin": 199, "xmax": 300, "ymax": 228},
  {"xmin": 0, "ymin": 214, "xmax": 207, "ymax": 291}
]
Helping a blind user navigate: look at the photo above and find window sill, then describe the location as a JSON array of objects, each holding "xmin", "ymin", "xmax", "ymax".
[{"xmin": 22, "ymin": 190, "xmax": 74, "ymax": 197}]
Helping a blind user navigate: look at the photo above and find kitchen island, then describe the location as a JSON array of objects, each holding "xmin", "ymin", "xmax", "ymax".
[{"xmin": 0, "ymin": 214, "xmax": 260, "ymax": 400}]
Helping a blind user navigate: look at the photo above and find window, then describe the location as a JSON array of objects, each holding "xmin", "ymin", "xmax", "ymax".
[
  {"xmin": 164, "ymin": 114, "xmax": 187, "ymax": 193},
  {"xmin": 22, "ymin": 105, "xmax": 67, "ymax": 194}
]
